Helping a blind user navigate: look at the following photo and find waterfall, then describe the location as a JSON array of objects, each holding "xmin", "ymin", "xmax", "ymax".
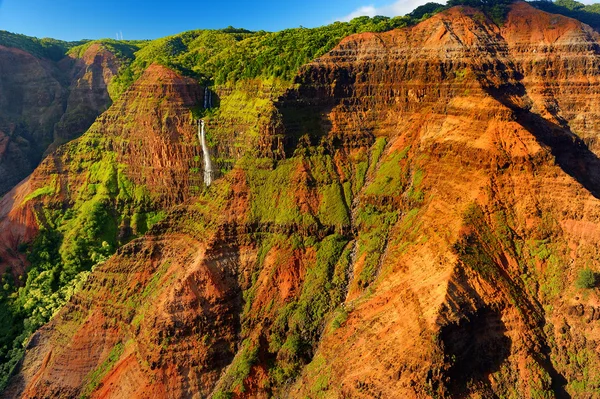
[
  {"xmin": 204, "ymin": 87, "xmax": 211, "ymax": 109},
  {"xmin": 199, "ymin": 86, "xmax": 213, "ymax": 186},
  {"xmin": 198, "ymin": 120, "xmax": 213, "ymax": 187}
]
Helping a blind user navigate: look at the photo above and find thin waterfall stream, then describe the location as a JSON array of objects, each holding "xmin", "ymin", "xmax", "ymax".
[{"xmin": 198, "ymin": 119, "xmax": 213, "ymax": 187}]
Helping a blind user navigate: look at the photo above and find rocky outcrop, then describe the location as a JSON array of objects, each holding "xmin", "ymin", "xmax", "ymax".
[{"xmin": 8, "ymin": 2, "xmax": 600, "ymax": 398}]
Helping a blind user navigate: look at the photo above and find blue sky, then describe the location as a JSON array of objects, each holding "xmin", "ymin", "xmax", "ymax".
[{"xmin": 0, "ymin": 0, "xmax": 443, "ymax": 41}]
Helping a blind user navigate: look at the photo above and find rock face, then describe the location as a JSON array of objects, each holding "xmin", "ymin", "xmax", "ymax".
[
  {"xmin": 106, "ymin": 63, "xmax": 205, "ymax": 205},
  {"xmin": 8, "ymin": 2, "xmax": 600, "ymax": 398},
  {"xmin": 53, "ymin": 43, "xmax": 121, "ymax": 147},
  {"xmin": 0, "ymin": 42, "xmax": 121, "ymax": 196},
  {"xmin": 0, "ymin": 63, "xmax": 204, "ymax": 276}
]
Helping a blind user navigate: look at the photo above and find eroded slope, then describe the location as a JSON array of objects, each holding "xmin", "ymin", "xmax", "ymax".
[{"xmin": 7, "ymin": 3, "xmax": 600, "ymax": 398}]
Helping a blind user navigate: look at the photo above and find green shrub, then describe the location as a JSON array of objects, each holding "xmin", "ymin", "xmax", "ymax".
[{"xmin": 576, "ymin": 268, "xmax": 597, "ymax": 289}]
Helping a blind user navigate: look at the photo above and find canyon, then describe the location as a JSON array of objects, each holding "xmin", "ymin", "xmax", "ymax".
[
  {"xmin": 2, "ymin": 1, "xmax": 600, "ymax": 398},
  {"xmin": 0, "ymin": 41, "xmax": 127, "ymax": 196}
]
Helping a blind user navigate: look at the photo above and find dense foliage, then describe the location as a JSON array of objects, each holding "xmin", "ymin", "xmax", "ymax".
[
  {"xmin": 111, "ymin": 14, "xmax": 436, "ymax": 96},
  {"xmin": 0, "ymin": 138, "xmax": 165, "ymax": 389},
  {"xmin": 0, "ymin": 30, "xmax": 84, "ymax": 61},
  {"xmin": 529, "ymin": 0, "xmax": 600, "ymax": 30}
]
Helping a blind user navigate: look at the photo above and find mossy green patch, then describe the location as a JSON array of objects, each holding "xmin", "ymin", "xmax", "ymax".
[
  {"xmin": 81, "ymin": 342, "xmax": 125, "ymax": 398},
  {"xmin": 364, "ymin": 146, "xmax": 410, "ymax": 196},
  {"xmin": 22, "ymin": 175, "xmax": 58, "ymax": 204},
  {"xmin": 318, "ymin": 183, "xmax": 350, "ymax": 229},
  {"xmin": 213, "ymin": 339, "xmax": 259, "ymax": 396},
  {"xmin": 266, "ymin": 234, "xmax": 349, "ymax": 385},
  {"xmin": 246, "ymin": 158, "xmax": 304, "ymax": 225},
  {"xmin": 355, "ymin": 204, "xmax": 398, "ymax": 288}
]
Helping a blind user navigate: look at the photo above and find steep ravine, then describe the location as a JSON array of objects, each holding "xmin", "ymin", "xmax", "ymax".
[
  {"xmin": 0, "ymin": 42, "xmax": 124, "ymax": 196},
  {"xmin": 6, "ymin": 2, "xmax": 600, "ymax": 398}
]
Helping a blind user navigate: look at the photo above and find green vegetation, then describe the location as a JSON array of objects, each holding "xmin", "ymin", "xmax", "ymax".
[
  {"xmin": 354, "ymin": 146, "xmax": 420, "ymax": 288},
  {"xmin": 0, "ymin": 215, "xmax": 94, "ymax": 389},
  {"xmin": 216, "ymin": 234, "xmax": 351, "ymax": 394},
  {"xmin": 529, "ymin": 0, "xmax": 600, "ymax": 30},
  {"xmin": 243, "ymin": 151, "xmax": 352, "ymax": 230},
  {"xmin": 244, "ymin": 157, "xmax": 312, "ymax": 226},
  {"xmin": 22, "ymin": 176, "xmax": 57, "ymax": 204},
  {"xmin": 0, "ymin": 134, "xmax": 164, "ymax": 390},
  {"xmin": 212, "ymin": 202, "xmax": 354, "ymax": 395},
  {"xmin": 215, "ymin": 340, "xmax": 259, "ymax": 395},
  {"xmin": 267, "ymin": 234, "xmax": 350, "ymax": 386},
  {"xmin": 409, "ymin": 2, "xmax": 448, "ymax": 19},
  {"xmin": 355, "ymin": 204, "xmax": 398, "ymax": 288},
  {"xmin": 452, "ymin": 202, "xmax": 570, "ymax": 336},
  {"xmin": 308, "ymin": 359, "xmax": 332, "ymax": 397},
  {"xmin": 108, "ymin": 13, "xmax": 443, "ymax": 98},
  {"xmin": 576, "ymin": 268, "xmax": 597, "ymax": 289},
  {"xmin": 81, "ymin": 342, "xmax": 125, "ymax": 398},
  {"xmin": 364, "ymin": 146, "xmax": 410, "ymax": 196},
  {"xmin": 447, "ymin": 0, "xmax": 514, "ymax": 25},
  {"xmin": 318, "ymin": 183, "xmax": 351, "ymax": 228},
  {"xmin": 0, "ymin": 30, "xmax": 85, "ymax": 61},
  {"xmin": 330, "ymin": 307, "xmax": 349, "ymax": 331},
  {"xmin": 453, "ymin": 204, "xmax": 499, "ymax": 276}
]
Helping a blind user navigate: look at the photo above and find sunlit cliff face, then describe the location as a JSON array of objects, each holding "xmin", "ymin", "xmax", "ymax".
[{"xmin": 5, "ymin": 2, "xmax": 600, "ymax": 398}]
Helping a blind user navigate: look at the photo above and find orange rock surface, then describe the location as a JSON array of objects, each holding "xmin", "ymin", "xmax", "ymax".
[{"xmin": 7, "ymin": 3, "xmax": 600, "ymax": 398}]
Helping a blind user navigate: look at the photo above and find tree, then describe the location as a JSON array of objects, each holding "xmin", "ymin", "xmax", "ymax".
[
  {"xmin": 555, "ymin": 0, "xmax": 585, "ymax": 10},
  {"xmin": 409, "ymin": 2, "xmax": 447, "ymax": 19},
  {"xmin": 576, "ymin": 268, "xmax": 597, "ymax": 289}
]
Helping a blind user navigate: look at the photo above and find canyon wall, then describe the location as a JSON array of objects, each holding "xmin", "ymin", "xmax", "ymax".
[
  {"xmin": 0, "ymin": 42, "xmax": 122, "ymax": 196},
  {"xmin": 6, "ymin": 2, "xmax": 600, "ymax": 398}
]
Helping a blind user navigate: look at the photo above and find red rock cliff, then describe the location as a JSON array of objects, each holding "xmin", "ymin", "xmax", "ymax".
[{"xmin": 8, "ymin": 3, "xmax": 600, "ymax": 398}]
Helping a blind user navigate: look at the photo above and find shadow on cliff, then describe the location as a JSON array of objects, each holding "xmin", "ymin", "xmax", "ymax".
[
  {"xmin": 486, "ymin": 82, "xmax": 600, "ymax": 201},
  {"xmin": 481, "ymin": 80, "xmax": 578, "ymax": 399},
  {"xmin": 439, "ymin": 305, "xmax": 511, "ymax": 398},
  {"xmin": 442, "ymin": 264, "xmax": 570, "ymax": 399}
]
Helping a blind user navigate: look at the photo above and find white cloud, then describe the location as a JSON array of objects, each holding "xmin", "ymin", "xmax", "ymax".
[{"xmin": 338, "ymin": 0, "xmax": 446, "ymax": 21}]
